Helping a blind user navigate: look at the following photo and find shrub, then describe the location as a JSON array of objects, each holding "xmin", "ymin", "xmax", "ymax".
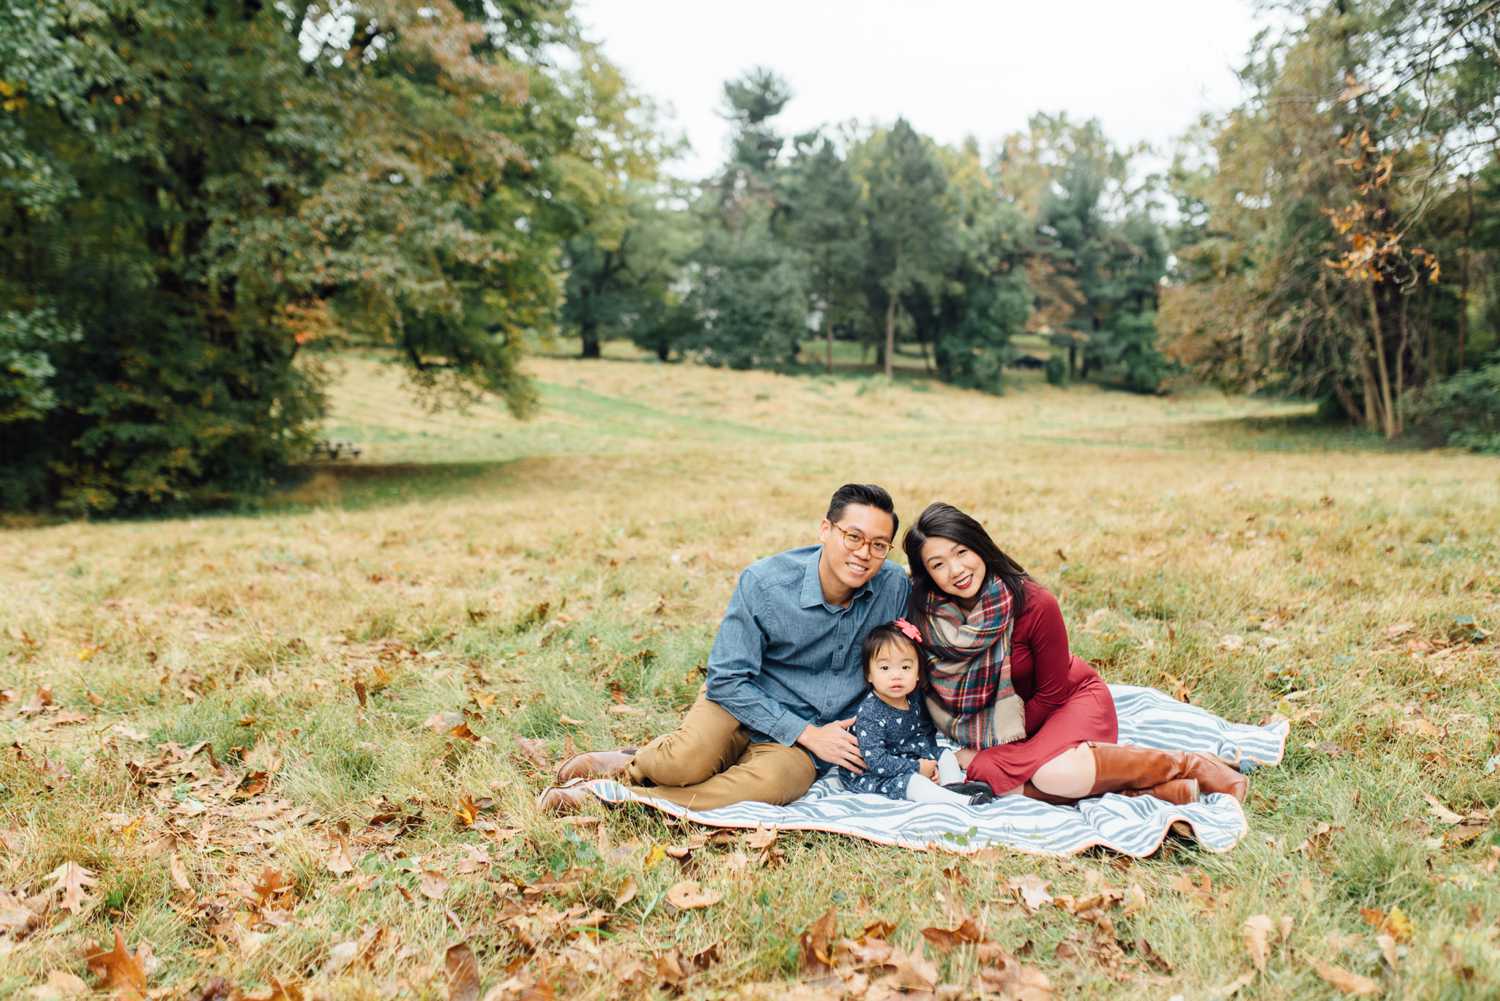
[
  {"xmin": 1404, "ymin": 364, "xmax": 1500, "ymax": 454},
  {"xmin": 1045, "ymin": 355, "xmax": 1070, "ymax": 387}
]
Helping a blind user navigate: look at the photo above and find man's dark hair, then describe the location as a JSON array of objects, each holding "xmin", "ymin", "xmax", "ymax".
[{"xmin": 826, "ymin": 483, "xmax": 898, "ymax": 539}]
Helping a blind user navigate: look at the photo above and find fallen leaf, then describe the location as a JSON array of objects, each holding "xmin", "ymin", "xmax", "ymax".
[
  {"xmin": 1310, "ymin": 958, "xmax": 1381, "ymax": 995},
  {"xmin": 323, "ymin": 941, "xmax": 359, "ymax": 976},
  {"xmin": 655, "ymin": 943, "xmax": 720, "ymax": 986},
  {"xmin": 48, "ymin": 862, "xmax": 98, "ymax": 913},
  {"xmin": 665, "ymin": 880, "xmax": 720, "ymax": 910},
  {"xmin": 1243, "ymin": 914, "xmax": 1273, "ymax": 970},
  {"xmin": 1135, "ymin": 936, "xmax": 1172, "ymax": 974},
  {"xmin": 1, "ymin": 890, "xmax": 36, "ymax": 934},
  {"xmin": 449, "ymin": 722, "xmax": 480, "ymax": 743},
  {"xmin": 37, "ymin": 970, "xmax": 91, "ymax": 998},
  {"xmin": 614, "ymin": 875, "xmax": 638, "ymax": 908},
  {"xmin": 976, "ymin": 942, "xmax": 1054, "ymax": 999},
  {"xmin": 425, "ymin": 711, "xmax": 465, "ymax": 734},
  {"xmin": 170, "ymin": 854, "xmax": 193, "ymax": 893},
  {"xmin": 84, "ymin": 929, "xmax": 147, "ymax": 999},
  {"xmin": 325, "ymin": 832, "xmax": 355, "ymax": 876},
  {"xmin": 891, "ymin": 944, "xmax": 938, "ymax": 991},
  {"xmin": 1122, "ymin": 882, "xmax": 1148, "ymax": 917},
  {"xmin": 420, "ymin": 870, "xmax": 449, "ymax": 900},
  {"xmin": 1423, "ymin": 794, "xmax": 1464, "ymax": 825},
  {"xmin": 353, "ymin": 679, "xmax": 367, "ymax": 708},
  {"xmin": 251, "ymin": 868, "xmax": 293, "ymax": 907},
  {"xmin": 921, "ymin": 918, "xmax": 985, "ymax": 951},
  {"xmin": 513, "ymin": 736, "xmax": 549, "ymax": 770},
  {"xmin": 454, "ymin": 794, "xmax": 479, "ymax": 829},
  {"xmin": 1297, "ymin": 822, "xmax": 1340, "ymax": 855},
  {"xmin": 1008, "ymin": 875, "xmax": 1052, "ymax": 913},
  {"xmin": 1376, "ymin": 933, "xmax": 1398, "ymax": 970},
  {"xmin": 20, "ymin": 686, "xmax": 54, "ymax": 715},
  {"xmin": 643, "ymin": 843, "xmax": 666, "ymax": 868},
  {"xmin": 799, "ymin": 907, "xmax": 838, "ymax": 973},
  {"xmin": 453, "ymin": 844, "xmax": 492, "ymax": 875},
  {"xmin": 445, "ymin": 943, "xmax": 480, "ymax": 1001},
  {"xmin": 746, "ymin": 826, "xmax": 778, "ymax": 851}
]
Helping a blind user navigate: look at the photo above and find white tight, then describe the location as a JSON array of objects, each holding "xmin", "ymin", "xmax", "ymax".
[{"xmin": 905, "ymin": 773, "xmax": 973, "ymax": 805}]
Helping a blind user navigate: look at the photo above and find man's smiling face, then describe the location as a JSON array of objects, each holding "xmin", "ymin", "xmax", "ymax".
[{"xmin": 818, "ymin": 503, "xmax": 896, "ymax": 595}]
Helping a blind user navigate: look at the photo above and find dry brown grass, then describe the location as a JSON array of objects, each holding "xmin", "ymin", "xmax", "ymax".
[{"xmin": 2, "ymin": 346, "xmax": 1497, "ymax": 999}]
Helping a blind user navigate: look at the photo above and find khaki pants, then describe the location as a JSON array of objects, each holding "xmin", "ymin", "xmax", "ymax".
[{"xmin": 625, "ymin": 687, "xmax": 816, "ymax": 811}]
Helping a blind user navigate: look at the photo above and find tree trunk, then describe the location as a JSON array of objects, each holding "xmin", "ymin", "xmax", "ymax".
[
  {"xmin": 1360, "ymin": 351, "xmax": 1380, "ymax": 431},
  {"xmin": 580, "ymin": 317, "xmax": 600, "ymax": 359},
  {"xmin": 1458, "ymin": 173, "xmax": 1473, "ymax": 372},
  {"xmin": 884, "ymin": 296, "xmax": 896, "ymax": 379},
  {"xmin": 825, "ymin": 309, "xmax": 834, "ymax": 375},
  {"xmin": 1365, "ymin": 283, "xmax": 1396, "ymax": 438}
]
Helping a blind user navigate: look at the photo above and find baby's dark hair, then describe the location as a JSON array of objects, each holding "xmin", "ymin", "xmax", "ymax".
[{"xmin": 861, "ymin": 621, "xmax": 923, "ymax": 679}]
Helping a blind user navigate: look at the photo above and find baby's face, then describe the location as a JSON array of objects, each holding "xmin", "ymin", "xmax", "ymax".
[{"xmin": 867, "ymin": 640, "xmax": 919, "ymax": 701}]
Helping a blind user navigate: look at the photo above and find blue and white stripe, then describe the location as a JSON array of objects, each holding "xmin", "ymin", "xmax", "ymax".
[{"xmin": 586, "ymin": 684, "xmax": 1289, "ymax": 857}]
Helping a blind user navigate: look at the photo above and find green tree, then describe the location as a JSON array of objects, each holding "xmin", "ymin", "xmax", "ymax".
[
  {"xmin": 861, "ymin": 119, "xmax": 954, "ymax": 378},
  {"xmin": 782, "ymin": 138, "xmax": 869, "ymax": 372},
  {"xmin": 682, "ymin": 68, "xmax": 808, "ymax": 369},
  {"xmin": 686, "ymin": 220, "xmax": 808, "ymax": 370},
  {"xmin": 0, "ymin": 0, "xmax": 647, "ymax": 512},
  {"xmin": 561, "ymin": 182, "xmax": 698, "ymax": 361},
  {"xmin": 918, "ymin": 141, "xmax": 1031, "ymax": 392}
]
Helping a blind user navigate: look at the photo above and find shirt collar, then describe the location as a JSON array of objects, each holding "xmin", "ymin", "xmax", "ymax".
[{"xmin": 800, "ymin": 546, "xmax": 875, "ymax": 609}]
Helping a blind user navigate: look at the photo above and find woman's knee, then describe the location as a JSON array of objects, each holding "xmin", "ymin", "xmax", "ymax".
[{"xmin": 1030, "ymin": 744, "xmax": 1095, "ymax": 797}]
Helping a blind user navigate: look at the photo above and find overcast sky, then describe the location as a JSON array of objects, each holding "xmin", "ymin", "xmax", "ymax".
[{"xmin": 577, "ymin": 1, "xmax": 1264, "ymax": 179}]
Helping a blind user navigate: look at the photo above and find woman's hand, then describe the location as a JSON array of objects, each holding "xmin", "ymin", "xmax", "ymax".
[
  {"xmin": 918, "ymin": 758, "xmax": 938, "ymax": 779},
  {"xmin": 797, "ymin": 719, "xmax": 866, "ymax": 773}
]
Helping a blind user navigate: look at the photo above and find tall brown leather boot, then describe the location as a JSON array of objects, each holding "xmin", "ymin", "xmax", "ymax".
[{"xmin": 1087, "ymin": 743, "xmax": 1247, "ymax": 803}]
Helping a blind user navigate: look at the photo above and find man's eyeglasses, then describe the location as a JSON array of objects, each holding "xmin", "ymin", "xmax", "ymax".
[{"xmin": 831, "ymin": 523, "xmax": 892, "ymax": 559}]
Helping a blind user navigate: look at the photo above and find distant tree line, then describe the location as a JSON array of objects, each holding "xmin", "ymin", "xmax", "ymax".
[
  {"xmin": 562, "ymin": 70, "xmax": 1172, "ymax": 396},
  {"xmin": 4, "ymin": 0, "xmax": 1498, "ymax": 514}
]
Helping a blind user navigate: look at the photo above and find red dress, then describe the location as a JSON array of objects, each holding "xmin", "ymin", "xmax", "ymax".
[{"xmin": 963, "ymin": 580, "xmax": 1117, "ymax": 794}]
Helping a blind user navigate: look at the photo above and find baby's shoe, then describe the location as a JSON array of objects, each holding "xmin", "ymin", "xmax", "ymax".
[{"xmin": 944, "ymin": 781, "xmax": 996, "ymax": 805}]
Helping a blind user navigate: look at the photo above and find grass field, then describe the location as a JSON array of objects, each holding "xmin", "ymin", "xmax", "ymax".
[{"xmin": 3, "ymin": 344, "xmax": 1497, "ymax": 999}]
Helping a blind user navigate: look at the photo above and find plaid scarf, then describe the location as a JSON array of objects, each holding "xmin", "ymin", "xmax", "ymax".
[{"xmin": 921, "ymin": 575, "xmax": 1027, "ymax": 748}]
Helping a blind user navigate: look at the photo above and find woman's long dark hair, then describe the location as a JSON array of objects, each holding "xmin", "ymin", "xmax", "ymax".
[{"xmin": 903, "ymin": 502, "xmax": 1029, "ymax": 634}]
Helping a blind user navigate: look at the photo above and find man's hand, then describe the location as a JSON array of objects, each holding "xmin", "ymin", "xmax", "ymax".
[
  {"xmin": 918, "ymin": 758, "xmax": 937, "ymax": 780},
  {"xmin": 797, "ymin": 719, "xmax": 865, "ymax": 773}
]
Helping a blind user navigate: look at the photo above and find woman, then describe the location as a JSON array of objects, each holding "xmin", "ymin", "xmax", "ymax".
[{"xmin": 903, "ymin": 502, "xmax": 1247, "ymax": 805}]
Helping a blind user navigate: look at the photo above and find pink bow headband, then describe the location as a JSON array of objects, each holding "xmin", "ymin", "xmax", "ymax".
[{"xmin": 894, "ymin": 618, "xmax": 923, "ymax": 644}]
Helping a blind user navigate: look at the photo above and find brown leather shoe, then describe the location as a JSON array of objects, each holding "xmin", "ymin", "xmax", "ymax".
[
  {"xmin": 1121, "ymin": 778, "xmax": 1200, "ymax": 805},
  {"xmin": 537, "ymin": 782, "xmax": 598, "ymax": 814},
  {"xmin": 554, "ymin": 748, "xmax": 636, "ymax": 785}
]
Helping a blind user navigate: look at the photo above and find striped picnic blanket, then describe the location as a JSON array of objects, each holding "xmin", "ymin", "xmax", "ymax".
[{"xmin": 584, "ymin": 685, "xmax": 1288, "ymax": 857}]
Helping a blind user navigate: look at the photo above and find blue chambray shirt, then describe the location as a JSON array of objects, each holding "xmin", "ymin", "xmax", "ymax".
[{"xmin": 704, "ymin": 544, "xmax": 911, "ymax": 751}]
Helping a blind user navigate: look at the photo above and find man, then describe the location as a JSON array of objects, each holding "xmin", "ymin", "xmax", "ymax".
[{"xmin": 540, "ymin": 483, "xmax": 912, "ymax": 812}]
